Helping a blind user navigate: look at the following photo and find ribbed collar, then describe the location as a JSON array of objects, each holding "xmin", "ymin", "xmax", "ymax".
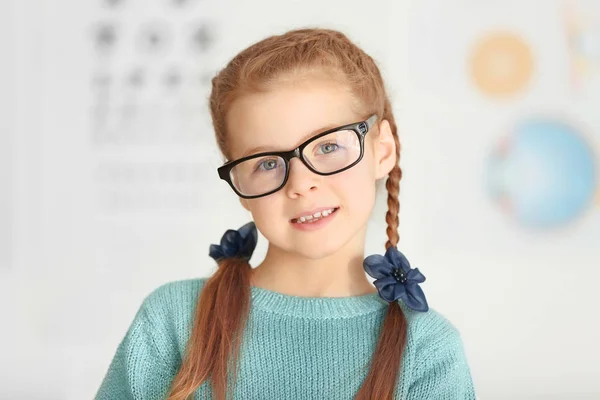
[{"xmin": 249, "ymin": 285, "xmax": 389, "ymax": 319}]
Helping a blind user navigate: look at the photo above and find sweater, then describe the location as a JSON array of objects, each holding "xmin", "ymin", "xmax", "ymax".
[{"xmin": 96, "ymin": 277, "xmax": 476, "ymax": 399}]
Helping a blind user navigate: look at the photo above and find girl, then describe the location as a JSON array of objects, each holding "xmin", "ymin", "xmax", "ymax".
[{"xmin": 96, "ymin": 28, "xmax": 476, "ymax": 400}]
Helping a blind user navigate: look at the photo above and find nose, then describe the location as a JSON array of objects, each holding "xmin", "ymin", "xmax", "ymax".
[{"xmin": 284, "ymin": 158, "xmax": 320, "ymax": 198}]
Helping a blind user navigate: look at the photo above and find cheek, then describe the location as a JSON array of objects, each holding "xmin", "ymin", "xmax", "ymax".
[
  {"xmin": 246, "ymin": 197, "xmax": 286, "ymax": 230},
  {"xmin": 332, "ymin": 162, "xmax": 377, "ymax": 210}
]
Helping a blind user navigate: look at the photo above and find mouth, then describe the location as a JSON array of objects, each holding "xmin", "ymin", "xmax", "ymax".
[{"xmin": 290, "ymin": 207, "xmax": 340, "ymax": 224}]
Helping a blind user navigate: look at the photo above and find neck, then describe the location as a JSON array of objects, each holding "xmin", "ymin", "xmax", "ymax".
[{"xmin": 250, "ymin": 230, "xmax": 377, "ymax": 298}]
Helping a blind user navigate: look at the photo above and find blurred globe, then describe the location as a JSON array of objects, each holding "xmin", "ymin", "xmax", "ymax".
[{"xmin": 487, "ymin": 118, "xmax": 597, "ymax": 228}]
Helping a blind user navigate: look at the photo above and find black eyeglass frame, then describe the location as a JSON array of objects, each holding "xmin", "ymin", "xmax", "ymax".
[{"xmin": 217, "ymin": 114, "xmax": 378, "ymax": 199}]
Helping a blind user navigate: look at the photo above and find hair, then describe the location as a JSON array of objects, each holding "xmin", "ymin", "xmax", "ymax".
[{"xmin": 166, "ymin": 28, "xmax": 406, "ymax": 400}]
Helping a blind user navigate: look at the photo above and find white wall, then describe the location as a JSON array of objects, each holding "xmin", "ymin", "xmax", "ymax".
[{"xmin": 3, "ymin": 0, "xmax": 600, "ymax": 398}]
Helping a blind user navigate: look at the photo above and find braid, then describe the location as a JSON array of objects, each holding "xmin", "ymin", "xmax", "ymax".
[{"xmin": 384, "ymin": 116, "xmax": 402, "ymax": 250}]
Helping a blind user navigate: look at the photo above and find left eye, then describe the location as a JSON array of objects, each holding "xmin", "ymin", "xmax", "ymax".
[{"xmin": 318, "ymin": 142, "xmax": 339, "ymax": 154}]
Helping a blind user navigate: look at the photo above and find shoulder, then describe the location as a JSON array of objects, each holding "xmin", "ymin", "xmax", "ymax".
[
  {"xmin": 136, "ymin": 277, "xmax": 211, "ymax": 347},
  {"xmin": 399, "ymin": 302, "xmax": 464, "ymax": 351},
  {"xmin": 141, "ymin": 277, "xmax": 210, "ymax": 312},
  {"xmin": 139, "ymin": 276, "xmax": 210, "ymax": 323},
  {"xmin": 96, "ymin": 278, "xmax": 211, "ymax": 398},
  {"xmin": 399, "ymin": 302, "xmax": 469, "ymax": 372},
  {"xmin": 397, "ymin": 303, "xmax": 476, "ymax": 398}
]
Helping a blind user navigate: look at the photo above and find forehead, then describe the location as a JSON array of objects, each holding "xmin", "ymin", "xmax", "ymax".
[{"xmin": 226, "ymin": 78, "xmax": 361, "ymax": 160}]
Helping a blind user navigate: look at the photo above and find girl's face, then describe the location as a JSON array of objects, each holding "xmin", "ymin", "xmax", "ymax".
[{"xmin": 225, "ymin": 77, "xmax": 396, "ymax": 260}]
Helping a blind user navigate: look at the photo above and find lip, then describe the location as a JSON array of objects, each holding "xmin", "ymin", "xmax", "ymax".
[{"xmin": 290, "ymin": 206, "xmax": 340, "ymax": 221}]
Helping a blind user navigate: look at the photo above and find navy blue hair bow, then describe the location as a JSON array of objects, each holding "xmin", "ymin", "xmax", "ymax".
[
  {"xmin": 209, "ymin": 221, "xmax": 258, "ymax": 262},
  {"xmin": 363, "ymin": 246, "xmax": 429, "ymax": 312}
]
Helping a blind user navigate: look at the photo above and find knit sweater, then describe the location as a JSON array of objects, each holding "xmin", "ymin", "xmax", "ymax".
[{"xmin": 96, "ymin": 277, "xmax": 476, "ymax": 400}]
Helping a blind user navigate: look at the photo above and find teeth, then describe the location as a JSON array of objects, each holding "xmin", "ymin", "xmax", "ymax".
[{"xmin": 295, "ymin": 208, "xmax": 336, "ymax": 224}]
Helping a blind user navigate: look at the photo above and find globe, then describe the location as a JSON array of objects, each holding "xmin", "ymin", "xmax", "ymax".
[{"xmin": 487, "ymin": 118, "xmax": 597, "ymax": 228}]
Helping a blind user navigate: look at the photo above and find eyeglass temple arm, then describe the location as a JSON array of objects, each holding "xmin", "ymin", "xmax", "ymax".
[{"xmin": 366, "ymin": 114, "xmax": 378, "ymax": 130}]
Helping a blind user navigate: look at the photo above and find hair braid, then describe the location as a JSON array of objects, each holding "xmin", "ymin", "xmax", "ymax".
[{"xmin": 384, "ymin": 105, "xmax": 402, "ymax": 250}]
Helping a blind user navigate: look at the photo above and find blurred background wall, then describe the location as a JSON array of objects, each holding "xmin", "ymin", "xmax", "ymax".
[{"xmin": 2, "ymin": 0, "xmax": 599, "ymax": 398}]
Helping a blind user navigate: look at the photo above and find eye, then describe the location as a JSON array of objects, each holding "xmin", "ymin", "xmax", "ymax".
[
  {"xmin": 255, "ymin": 158, "xmax": 279, "ymax": 172},
  {"xmin": 317, "ymin": 142, "xmax": 339, "ymax": 154}
]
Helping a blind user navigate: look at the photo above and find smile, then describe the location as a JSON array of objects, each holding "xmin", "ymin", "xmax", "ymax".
[{"xmin": 291, "ymin": 207, "xmax": 340, "ymax": 224}]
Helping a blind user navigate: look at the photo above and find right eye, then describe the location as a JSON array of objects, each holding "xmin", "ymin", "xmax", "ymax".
[{"xmin": 255, "ymin": 158, "xmax": 280, "ymax": 172}]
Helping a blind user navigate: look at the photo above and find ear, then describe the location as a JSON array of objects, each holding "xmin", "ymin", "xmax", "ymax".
[
  {"xmin": 239, "ymin": 197, "xmax": 251, "ymax": 212},
  {"xmin": 373, "ymin": 119, "xmax": 397, "ymax": 180}
]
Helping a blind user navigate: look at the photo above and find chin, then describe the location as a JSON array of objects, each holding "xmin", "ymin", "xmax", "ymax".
[
  {"xmin": 294, "ymin": 247, "xmax": 339, "ymax": 260},
  {"xmin": 289, "ymin": 236, "xmax": 349, "ymax": 260}
]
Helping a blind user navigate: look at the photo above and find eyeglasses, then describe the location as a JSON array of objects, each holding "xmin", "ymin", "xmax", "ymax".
[{"xmin": 217, "ymin": 114, "xmax": 378, "ymax": 199}]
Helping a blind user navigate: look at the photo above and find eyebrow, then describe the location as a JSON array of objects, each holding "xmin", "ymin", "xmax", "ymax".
[{"xmin": 240, "ymin": 122, "xmax": 341, "ymax": 159}]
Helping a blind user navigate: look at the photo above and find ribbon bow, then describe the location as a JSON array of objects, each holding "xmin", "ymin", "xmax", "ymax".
[
  {"xmin": 363, "ymin": 246, "xmax": 429, "ymax": 312},
  {"xmin": 209, "ymin": 221, "xmax": 258, "ymax": 262}
]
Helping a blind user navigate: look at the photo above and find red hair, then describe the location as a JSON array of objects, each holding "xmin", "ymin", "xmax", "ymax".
[{"xmin": 167, "ymin": 28, "xmax": 406, "ymax": 400}]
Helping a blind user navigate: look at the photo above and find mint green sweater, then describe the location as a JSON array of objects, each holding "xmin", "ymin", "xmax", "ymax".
[{"xmin": 96, "ymin": 277, "xmax": 476, "ymax": 399}]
